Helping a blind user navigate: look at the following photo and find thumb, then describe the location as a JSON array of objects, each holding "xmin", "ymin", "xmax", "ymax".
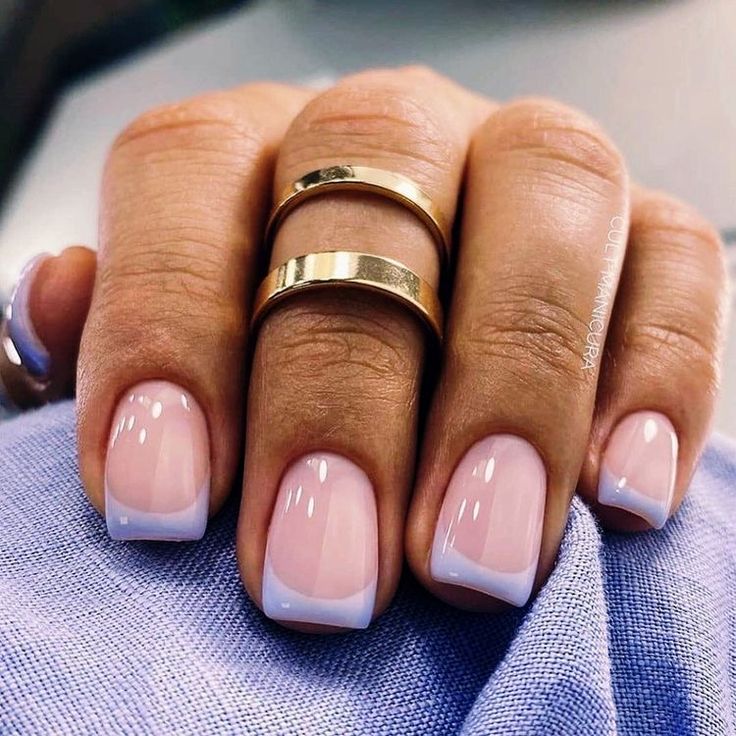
[{"xmin": 1, "ymin": 246, "xmax": 96, "ymax": 410}]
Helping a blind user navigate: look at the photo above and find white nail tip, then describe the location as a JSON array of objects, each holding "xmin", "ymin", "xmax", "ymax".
[
  {"xmin": 262, "ymin": 556, "xmax": 376, "ymax": 630},
  {"xmin": 430, "ymin": 539, "xmax": 536, "ymax": 608},
  {"xmin": 598, "ymin": 466, "xmax": 671, "ymax": 529},
  {"xmin": 105, "ymin": 483, "xmax": 209, "ymax": 541}
]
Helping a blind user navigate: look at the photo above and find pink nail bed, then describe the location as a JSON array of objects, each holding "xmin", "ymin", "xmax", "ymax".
[
  {"xmin": 262, "ymin": 452, "xmax": 378, "ymax": 629},
  {"xmin": 430, "ymin": 435, "xmax": 546, "ymax": 607},
  {"xmin": 105, "ymin": 380, "xmax": 210, "ymax": 541},
  {"xmin": 598, "ymin": 411, "xmax": 678, "ymax": 529}
]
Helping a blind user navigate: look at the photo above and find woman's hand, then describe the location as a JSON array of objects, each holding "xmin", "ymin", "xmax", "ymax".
[{"xmin": 1, "ymin": 68, "xmax": 727, "ymax": 631}]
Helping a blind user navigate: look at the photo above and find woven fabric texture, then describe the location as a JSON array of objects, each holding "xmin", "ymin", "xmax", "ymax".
[{"xmin": 1, "ymin": 401, "xmax": 735, "ymax": 735}]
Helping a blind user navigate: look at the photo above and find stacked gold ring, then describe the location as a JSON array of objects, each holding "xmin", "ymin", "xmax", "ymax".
[
  {"xmin": 251, "ymin": 251, "xmax": 443, "ymax": 340},
  {"xmin": 265, "ymin": 165, "xmax": 449, "ymax": 262},
  {"xmin": 254, "ymin": 165, "xmax": 447, "ymax": 341}
]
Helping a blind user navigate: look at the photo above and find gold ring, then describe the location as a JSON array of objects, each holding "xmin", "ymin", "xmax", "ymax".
[
  {"xmin": 251, "ymin": 251, "xmax": 443, "ymax": 341},
  {"xmin": 266, "ymin": 165, "xmax": 449, "ymax": 262}
]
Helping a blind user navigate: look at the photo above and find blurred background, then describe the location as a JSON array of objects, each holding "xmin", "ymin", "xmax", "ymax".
[{"xmin": 0, "ymin": 0, "xmax": 734, "ymax": 428}]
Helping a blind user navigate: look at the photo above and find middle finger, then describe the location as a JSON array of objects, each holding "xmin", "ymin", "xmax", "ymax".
[{"xmin": 238, "ymin": 67, "xmax": 491, "ymax": 631}]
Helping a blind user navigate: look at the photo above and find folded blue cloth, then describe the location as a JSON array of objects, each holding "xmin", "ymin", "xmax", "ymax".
[{"xmin": 1, "ymin": 401, "xmax": 735, "ymax": 735}]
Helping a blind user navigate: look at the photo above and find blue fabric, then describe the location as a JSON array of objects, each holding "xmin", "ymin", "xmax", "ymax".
[{"xmin": 1, "ymin": 401, "xmax": 735, "ymax": 735}]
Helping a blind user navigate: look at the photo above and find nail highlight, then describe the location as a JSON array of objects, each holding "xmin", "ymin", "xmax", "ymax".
[
  {"xmin": 105, "ymin": 380, "xmax": 210, "ymax": 541},
  {"xmin": 598, "ymin": 410, "xmax": 677, "ymax": 529},
  {"xmin": 431, "ymin": 435, "xmax": 546, "ymax": 607},
  {"xmin": 3, "ymin": 254, "xmax": 52, "ymax": 378},
  {"xmin": 262, "ymin": 452, "xmax": 378, "ymax": 629}
]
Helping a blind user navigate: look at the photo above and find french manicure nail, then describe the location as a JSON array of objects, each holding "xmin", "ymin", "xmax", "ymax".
[
  {"xmin": 105, "ymin": 380, "xmax": 210, "ymax": 541},
  {"xmin": 3, "ymin": 254, "xmax": 52, "ymax": 378},
  {"xmin": 262, "ymin": 452, "xmax": 378, "ymax": 629},
  {"xmin": 430, "ymin": 435, "xmax": 546, "ymax": 607},
  {"xmin": 598, "ymin": 411, "xmax": 677, "ymax": 529}
]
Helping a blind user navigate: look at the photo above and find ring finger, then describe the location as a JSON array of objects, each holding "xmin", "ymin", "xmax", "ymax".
[{"xmin": 407, "ymin": 98, "xmax": 630, "ymax": 609}]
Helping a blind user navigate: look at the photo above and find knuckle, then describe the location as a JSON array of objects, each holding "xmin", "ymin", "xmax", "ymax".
[
  {"xmin": 624, "ymin": 319, "xmax": 720, "ymax": 393},
  {"xmin": 476, "ymin": 97, "xmax": 626, "ymax": 191},
  {"xmin": 111, "ymin": 92, "xmax": 265, "ymax": 159},
  {"xmin": 259, "ymin": 295, "xmax": 419, "ymax": 406},
  {"xmin": 280, "ymin": 78, "xmax": 456, "ymax": 188},
  {"xmin": 95, "ymin": 242, "xmax": 243, "ymax": 345},
  {"xmin": 633, "ymin": 190, "xmax": 726, "ymax": 264},
  {"xmin": 449, "ymin": 279, "xmax": 590, "ymax": 388}
]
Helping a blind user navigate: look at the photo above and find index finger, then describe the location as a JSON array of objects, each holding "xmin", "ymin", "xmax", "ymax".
[{"xmin": 77, "ymin": 84, "xmax": 312, "ymax": 540}]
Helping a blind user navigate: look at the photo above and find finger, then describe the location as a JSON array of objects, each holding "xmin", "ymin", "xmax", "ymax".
[
  {"xmin": 77, "ymin": 84, "xmax": 312, "ymax": 541},
  {"xmin": 238, "ymin": 67, "xmax": 493, "ymax": 630},
  {"xmin": 1, "ymin": 246, "xmax": 95, "ymax": 410},
  {"xmin": 577, "ymin": 188, "xmax": 729, "ymax": 531},
  {"xmin": 406, "ymin": 98, "xmax": 629, "ymax": 610}
]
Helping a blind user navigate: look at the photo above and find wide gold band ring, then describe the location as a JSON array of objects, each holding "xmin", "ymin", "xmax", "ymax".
[
  {"xmin": 265, "ymin": 165, "xmax": 449, "ymax": 263},
  {"xmin": 251, "ymin": 251, "xmax": 443, "ymax": 341}
]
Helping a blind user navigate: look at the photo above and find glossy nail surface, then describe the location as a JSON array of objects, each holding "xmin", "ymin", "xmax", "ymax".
[
  {"xmin": 262, "ymin": 453, "xmax": 378, "ymax": 629},
  {"xmin": 105, "ymin": 380, "xmax": 210, "ymax": 541},
  {"xmin": 431, "ymin": 435, "xmax": 546, "ymax": 607},
  {"xmin": 598, "ymin": 411, "xmax": 677, "ymax": 529},
  {"xmin": 4, "ymin": 254, "xmax": 52, "ymax": 378}
]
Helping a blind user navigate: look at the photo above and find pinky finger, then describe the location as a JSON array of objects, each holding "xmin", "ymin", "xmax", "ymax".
[
  {"xmin": 578, "ymin": 189, "xmax": 729, "ymax": 531},
  {"xmin": 1, "ymin": 246, "xmax": 95, "ymax": 411}
]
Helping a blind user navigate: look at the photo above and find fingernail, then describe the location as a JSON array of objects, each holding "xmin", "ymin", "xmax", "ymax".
[
  {"xmin": 3, "ymin": 254, "xmax": 52, "ymax": 378},
  {"xmin": 105, "ymin": 380, "xmax": 210, "ymax": 541},
  {"xmin": 598, "ymin": 411, "xmax": 677, "ymax": 529},
  {"xmin": 262, "ymin": 452, "xmax": 378, "ymax": 629},
  {"xmin": 430, "ymin": 435, "xmax": 546, "ymax": 607}
]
